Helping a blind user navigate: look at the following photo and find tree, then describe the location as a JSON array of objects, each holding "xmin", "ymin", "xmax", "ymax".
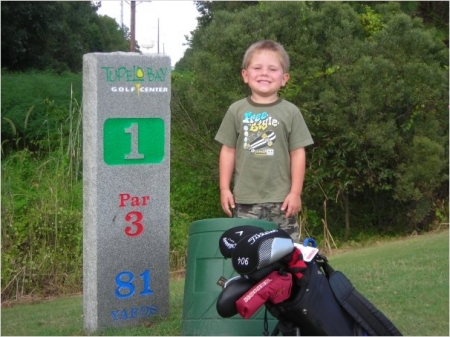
[
  {"xmin": 1, "ymin": 1, "xmax": 130, "ymax": 72},
  {"xmin": 194, "ymin": 1, "xmax": 258, "ymax": 28},
  {"xmin": 172, "ymin": 1, "xmax": 448, "ymax": 238}
]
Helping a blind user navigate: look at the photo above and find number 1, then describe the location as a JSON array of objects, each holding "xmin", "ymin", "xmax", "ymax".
[
  {"xmin": 125, "ymin": 123, "xmax": 144, "ymax": 159},
  {"xmin": 139, "ymin": 270, "xmax": 154, "ymax": 296}
]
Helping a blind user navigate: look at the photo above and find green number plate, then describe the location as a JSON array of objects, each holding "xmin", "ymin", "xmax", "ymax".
[{"xmin": 104, "ymin": 118, "xmax": 165, "ymax": 165}]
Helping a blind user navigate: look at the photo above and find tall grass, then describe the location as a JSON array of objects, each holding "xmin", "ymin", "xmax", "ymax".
[
  {"xmin": 1, "ymin": 70, "xmax": 82, "ymax": 154},
  {"xmin": 1, "ymin": 87, "xmax": 83, "ymax": 301},
  {"xmin": 0, "ymin": 84, "xmax": 188, "ymax": 301}
]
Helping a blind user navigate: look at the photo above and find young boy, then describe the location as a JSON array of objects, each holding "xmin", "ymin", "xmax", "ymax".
[{"xmin": 214, "ymin": 40, "xmax": 314, "ymax": 242}]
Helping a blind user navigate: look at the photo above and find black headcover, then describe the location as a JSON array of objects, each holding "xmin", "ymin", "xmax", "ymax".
[
  {"xmin": 216, "ymin": 276, "xmax": 254, "ymax": 318},
  {"xmin": 231, "ymin": 229, "xmax": 294, "ymax": 275},
  {"xmin": 219, "ymin": 225, "xmax": 265, "ymax": 258}
]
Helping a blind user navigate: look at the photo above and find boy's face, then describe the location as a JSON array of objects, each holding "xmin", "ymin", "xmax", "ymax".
[{"xmin": 241, "ymin": 50, "xmax": 289, "ymax": 102}]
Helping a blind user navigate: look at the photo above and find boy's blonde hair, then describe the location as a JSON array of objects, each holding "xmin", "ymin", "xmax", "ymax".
[{"xmin": 242, "ymin": 40, "xmax": 290, "ymax": 73}]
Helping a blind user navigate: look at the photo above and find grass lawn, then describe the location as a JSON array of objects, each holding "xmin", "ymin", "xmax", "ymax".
[{"xmin": 1, "ymin": 229, "xmax": 448, "ymax": 336}]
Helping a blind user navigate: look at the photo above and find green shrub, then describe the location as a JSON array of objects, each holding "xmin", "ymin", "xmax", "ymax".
[{"xmin": 1, "ymin": 70, "xmax": 82, "ymax": 154}]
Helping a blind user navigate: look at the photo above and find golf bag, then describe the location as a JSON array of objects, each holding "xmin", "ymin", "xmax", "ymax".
[{"xmin": 216, "ymin": 225, "xmax": 403, "ymax": 336}]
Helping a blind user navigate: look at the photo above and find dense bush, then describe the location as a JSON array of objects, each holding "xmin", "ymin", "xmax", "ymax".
[
  {"xmin": 173, "ymin": 1, "xmax": 449, "ymax": 239},
  {"xmin": 1, "ymin": 71, "xmax": 83, "ymax": 155}
]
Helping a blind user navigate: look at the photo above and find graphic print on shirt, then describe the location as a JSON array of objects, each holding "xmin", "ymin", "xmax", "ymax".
[{"xmin": 242, "ymin": 111, "xmax": 279, "ymax": 156}]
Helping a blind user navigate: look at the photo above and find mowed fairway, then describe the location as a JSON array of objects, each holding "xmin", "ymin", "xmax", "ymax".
[
  {"xmin": 1, "ymin": 230, "xmax": 448, "ymax": 336},
  {"xmin": 329, "ymin": 229, "xmax": 449, "ymax": 336}
]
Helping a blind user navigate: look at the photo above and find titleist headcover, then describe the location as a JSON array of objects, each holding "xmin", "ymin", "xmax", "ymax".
[
  {"xmin": 232, "ymin": 229, "xmax": 294, "ymax": 275},
  {"xmin": 219, "ymin": 225, "xmax": 265, "ymax": 258}
]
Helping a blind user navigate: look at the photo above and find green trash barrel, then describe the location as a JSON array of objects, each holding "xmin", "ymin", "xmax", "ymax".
[{"xmin": 181, "ymin": 218, "xmax": 278, "ymax": 336}]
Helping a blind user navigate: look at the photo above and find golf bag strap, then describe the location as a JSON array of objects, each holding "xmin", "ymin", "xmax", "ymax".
[
  {"xmin": 329, "ymin": 271, "xmax": 403, "ymax": 336},
  {"xmin": 263, "ymin": 307, "xmax": 269, "ymax": 336},
  {"xmin": 315, "ymin": 253, "xmax": 335, "ymax": 279}
]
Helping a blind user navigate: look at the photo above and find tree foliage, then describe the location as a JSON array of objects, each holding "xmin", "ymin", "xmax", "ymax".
[
  {"xmin": 194, "ymin": 1, "xmax": 259, "ymax": 28},
  {"xmin": 1, "ymin": 1, "xmax": 130, "ymax": 73},
  {"xmin": 172, "ymin": 1, "xmax": 448, "ymax": 238}
]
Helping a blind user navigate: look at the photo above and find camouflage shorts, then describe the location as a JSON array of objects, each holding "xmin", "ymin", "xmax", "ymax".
[{"xmin": 234, "ymin": 203, "xmax": 300, "ymax": 243}]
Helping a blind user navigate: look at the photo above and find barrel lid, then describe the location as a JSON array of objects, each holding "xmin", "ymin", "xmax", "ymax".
[{"xmin": 189, "ymin": 218, "xmax": 277, "ymax": 235}]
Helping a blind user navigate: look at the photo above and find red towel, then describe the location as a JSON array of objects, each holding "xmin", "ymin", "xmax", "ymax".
[
  {"xmin": 288, "ymin": 247, "xmax": 307, "ymax": 281},
  {"xmin": 236, "ymin": 271, "xmax": 293, "ymax": 319}
]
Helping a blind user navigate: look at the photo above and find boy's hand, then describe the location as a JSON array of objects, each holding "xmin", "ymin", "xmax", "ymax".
[
  {"xmin": 281, "ymin": 193, "xmax": 302, "ymax": 218},
  {"xmin": 220, "ymin": 189, "xmax": 235, "ymax": 217}
]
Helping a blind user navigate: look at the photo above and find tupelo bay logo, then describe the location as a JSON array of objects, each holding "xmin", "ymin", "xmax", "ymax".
[{"xmin": 101, "ymin": 66, "xmax": 169, "ymax": 97}]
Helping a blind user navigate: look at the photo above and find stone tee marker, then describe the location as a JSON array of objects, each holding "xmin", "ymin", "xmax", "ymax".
[{"xmin": 82, "ymin": 52, "xmax": 171, "ymax": 333}]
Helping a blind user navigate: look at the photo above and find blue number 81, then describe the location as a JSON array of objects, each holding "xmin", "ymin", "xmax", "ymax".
[{"xmin": 115, "ymin": 270, "xmax": 154, "ymax": 299}]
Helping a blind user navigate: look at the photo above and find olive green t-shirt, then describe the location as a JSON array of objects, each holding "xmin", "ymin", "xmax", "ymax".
[{"xmin": 215, "ymin": 97, "xmax": 314, "ymax": 203}]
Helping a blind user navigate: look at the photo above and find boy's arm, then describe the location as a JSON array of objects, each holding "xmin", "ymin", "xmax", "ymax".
[
  {"xmin": 282, "ymin": 147, "xmax": 306, "ymax": 218},
  {"xmin": 219, "ymin": 145, "xmax": 236, "ymax": 217}
]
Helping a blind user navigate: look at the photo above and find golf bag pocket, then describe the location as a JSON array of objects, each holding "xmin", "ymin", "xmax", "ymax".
[{"xmin": 267, "ymin": 259, "xmax": 362, "ymax": 336}]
